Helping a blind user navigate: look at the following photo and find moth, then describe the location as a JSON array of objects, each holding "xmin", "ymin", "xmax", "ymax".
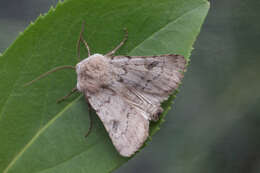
[{"xmin": 25, "ymin": 23, "xmax": 187, "ymax": 157}]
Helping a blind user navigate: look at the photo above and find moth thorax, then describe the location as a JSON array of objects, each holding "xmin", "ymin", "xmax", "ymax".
[{"xmin": 76, "ymin": 54, "xmax": 111, "ymax": 93}]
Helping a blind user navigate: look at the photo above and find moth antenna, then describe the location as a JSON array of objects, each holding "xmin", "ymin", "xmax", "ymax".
[
  {"xmin": 23, "ymin": 65, "xmax": 75, "ymax": 87},
  {"xmin": 85, "ymin": 103, "xmax": 94, "ymax": 138},
  {"xmin": 77, "ymin": 21, "xmax": 91, "ymax": 61},
  {"xmin": 81, "ymin": 37, "xmax": 91, "ymax": 57},
  {"xmin": 106, "ymin": 28, "xmax": 128, "ymax": 57},
  {"xmin": 77, "ymin": 22, "xmax": 84, "ymax": 61}
]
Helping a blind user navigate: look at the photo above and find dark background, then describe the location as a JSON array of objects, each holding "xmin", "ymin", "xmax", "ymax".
[{"xmin": 1, "ymin": 0, "xmax": 260, "ymax": 172}]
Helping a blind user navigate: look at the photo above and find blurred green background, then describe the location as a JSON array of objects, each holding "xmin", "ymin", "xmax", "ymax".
[{"xmin": 1, "ymin": 0, "xmax": 259, "ymax": 173}]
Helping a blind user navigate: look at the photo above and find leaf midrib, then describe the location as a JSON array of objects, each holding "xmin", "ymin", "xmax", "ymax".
[{"xmin": 3, "ymin": 96, "xmax": 82, "ymax": 173}]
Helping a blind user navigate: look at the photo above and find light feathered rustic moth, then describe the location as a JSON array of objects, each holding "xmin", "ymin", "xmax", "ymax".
[{"xmin": 25, "ymin": 23, "xmax": 187, "ymax": 157}]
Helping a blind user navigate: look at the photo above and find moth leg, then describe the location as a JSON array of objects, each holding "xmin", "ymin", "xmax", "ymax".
[
  {"xmin": 106, "ymin": 28, "xmax": 128, "ymax": 57},
  {"xmin": 85, "ymin": 102, "xmax": 93, "ymax": 138},
  {"xmin": 56, "ymin": 87, "xmax": 78, "ymax": 103},
  {"xmin": 77, "ymin": 21, "xmax": 91, "ymax": 61}
]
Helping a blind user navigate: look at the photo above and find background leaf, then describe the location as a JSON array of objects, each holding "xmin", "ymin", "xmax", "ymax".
[{"xmin": 0, "ymin": 0, "xmax": 209, "ymax": 172}]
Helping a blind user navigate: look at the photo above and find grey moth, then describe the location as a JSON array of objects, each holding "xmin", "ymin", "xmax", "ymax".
[{"xmin": 25, "ymin": 24, "xmax": 187, "ymax": 157}]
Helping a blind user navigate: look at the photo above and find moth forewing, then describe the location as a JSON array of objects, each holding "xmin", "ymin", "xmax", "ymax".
[{"xmin": 76, "ymin": 53, "xmax": 186, "ymax": 157}]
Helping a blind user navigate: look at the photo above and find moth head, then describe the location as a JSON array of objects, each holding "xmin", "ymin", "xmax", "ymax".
[{"xmin": 76, "ymin": 54, "xmax": 111, "ymax": 93}]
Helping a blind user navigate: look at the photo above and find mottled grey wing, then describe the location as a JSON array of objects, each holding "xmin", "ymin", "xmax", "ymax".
[
  {"xmin": 110, "ymin": 54, "xmax": 187, "ymax": 121},
  {"xmin": 86, "ymin": 54, "xmax": 186, "ymax": 157},
  {"xmin": 86, "ymin": 89, "xmax": 150, "ymax": 157}
]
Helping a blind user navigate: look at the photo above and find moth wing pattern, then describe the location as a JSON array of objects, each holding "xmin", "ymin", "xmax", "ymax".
[
  {"xmin": 110, "ymin": 54, "xmax": 187, "ymax": 121},
  {"xmin": 86, "ymin": 89, "xmax": 150, "ymax": 157},
  {"xmin": 86, "ymin": 54, "xmax": 186, "ymax": 157}
]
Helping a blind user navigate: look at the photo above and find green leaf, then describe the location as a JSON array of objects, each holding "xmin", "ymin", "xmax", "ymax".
[{"xmin": 0, "ymin": 0, "xmax": 209, "ymax": 172}]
